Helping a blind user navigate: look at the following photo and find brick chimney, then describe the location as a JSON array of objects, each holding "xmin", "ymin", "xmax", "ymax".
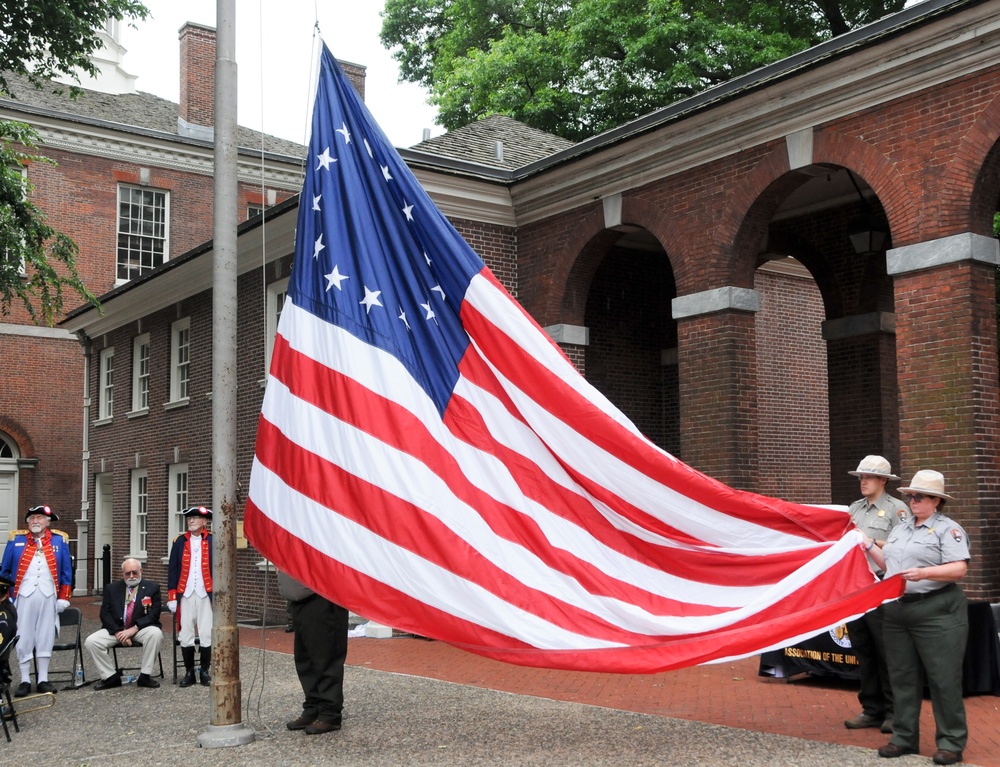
[
  {"xmin": 178, "ymin": 22, "xmax": 216, "ymax": 140},
  {"xmin": 338, "ymin": 60, "xmax": 366, "ymax": 101}
]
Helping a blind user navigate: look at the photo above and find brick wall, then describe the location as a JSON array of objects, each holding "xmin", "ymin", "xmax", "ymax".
[
  {"xmin": 755, "ymin": 268, "xmax": 831, "ymax": 503},
  {"xmin": 894, "ymin": 261, "xmax": 1000, "ymax": 596},
  {"xmin": 0, "ymin": 335, "xmax": 81, "ymax": 523}
]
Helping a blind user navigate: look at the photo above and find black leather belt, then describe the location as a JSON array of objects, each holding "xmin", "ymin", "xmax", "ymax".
[{"xmin": 897, "ymin": 583, "xmax": 957, "ymax": 603}]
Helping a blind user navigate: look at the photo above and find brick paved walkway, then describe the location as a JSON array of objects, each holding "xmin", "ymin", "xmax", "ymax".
[{"xmin": 241, "ymin": 625, "xmax": 1000, "ymax": 767}]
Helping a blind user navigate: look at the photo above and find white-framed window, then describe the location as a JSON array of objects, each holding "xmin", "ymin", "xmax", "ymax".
[
  {"xmin": 98, "ymin": 347, "xmax": 114, "ymax": 420},
  {"xmin": 265, "ymin": 277, "xmax": 289, "ymax": 375},
  {"xmin": 168, "ymin": 463, "xmax": 189, "ymax": 545},
  {"xmin": 247, "ymin": 203, "xmax": 264, "ymax": 219},
  {"xmin": 117, "ymin": 184, "xmax": 169, "ymax": 283},
  {"xmin": 130, "ymin": 468, "xmax": 148, "ymax": 557},
  {"xmin": 131, "ymin": 333, "xmax": 150, "ymax": 412},
  {"xmin": 170, "ymin": 317, "xmax": 190, "ymax": 403}
]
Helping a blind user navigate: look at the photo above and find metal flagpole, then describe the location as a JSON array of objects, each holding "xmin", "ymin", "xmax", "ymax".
[{"xmin": 198, "ymin": 0, "xmax": 254, "ymax": 748}]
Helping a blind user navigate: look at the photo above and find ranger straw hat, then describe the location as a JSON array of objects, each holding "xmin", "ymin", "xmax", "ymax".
[
  {"xmin": 898, "ymin": 469, "xmax": 954, "ymax": 501},
  {"xmin": 847, "ymin": 455, "xmax": 900, "ymax": 480}
]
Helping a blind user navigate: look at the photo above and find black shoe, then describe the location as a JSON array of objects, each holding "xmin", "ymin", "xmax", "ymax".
[
  {"xmin": 35, "ymin": 681, "xmax": 57, "ymax": 694},
  {"xmin": 94, "ymin": 675, "xmax": 123, "ymax": 691},
  {"xmin": 136, "ymin": 673, "xmax": 160, "ymax": 689},
  {"xmin": 286, "ymin": 715, "xmax": 315, "ymax": 731},
  {"xmin": 305, "ymin": 719, "xmax": 342, "ymax": 735},
  {"xmin": 178, "ymin": 670, "xmax": 197, "ymax": 688},
  {"xmin": 933, "ymin": 751, "xmax": 962, "ymax": 765},
  {"xmin": 199, "ymin": 668, "xmax": 211, "ymax": 686},
  {"xmin": 879, "ymin": 744, "xmax": 918, "ymax": 758},
  {"xmin": 13, "ymin": 682, "xmax": 31, "ymax": 698}
]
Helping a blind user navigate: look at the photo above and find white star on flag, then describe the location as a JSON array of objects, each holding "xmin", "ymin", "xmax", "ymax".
[
  {"xmin": 325, "ymin": 265, "xmax": 349, "ymax": 292},
  {"xmin": 316, "ymin": 147, "xmax": 335, "ymax": 170},
  {"xmin": 360, "ymin": 286, "xmax": 382, "ymax": 313}
]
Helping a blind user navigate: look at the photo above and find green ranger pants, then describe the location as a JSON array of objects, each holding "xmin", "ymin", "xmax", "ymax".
[{"xmin": 882, "ymin": 585, "xmax": 968, "ymax": 753}]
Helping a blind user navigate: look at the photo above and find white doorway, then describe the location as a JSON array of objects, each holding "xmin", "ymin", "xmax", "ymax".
[
  {"xmin": 0, "ymin": 433, "xmax": 19, "ymax": 542},
  {"xmin": 93, "ymin": 473, "xmax": 114, "ymax": 591}
]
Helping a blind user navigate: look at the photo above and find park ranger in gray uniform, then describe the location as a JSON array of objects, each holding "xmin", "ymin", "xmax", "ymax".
[
  {"xmin": 844, "ymin": 455, "xmax": 908, "ymax": 733},
  {"xmin": 865, "ymin": 470, "xmax": 971, "ymax": 766}
]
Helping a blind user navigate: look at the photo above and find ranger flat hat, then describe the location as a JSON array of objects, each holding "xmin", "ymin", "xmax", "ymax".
[
  {"xmin": 182, "ymin": 506, "xmax": 213, "ymax": 520},
  {"xmin": 25, "ymin": 504, "xmax": 59, "ymax": 522},
  {"xmin": 898, "ymin": 469, "xmax": 954, "ymax": 501},
  {"xmin": 847, "ymin": 455, "xmax": 900, "ymax": 480},
  {"xmin": 0, "ymin": 572, "xmax": 14, "ymax": 589}
]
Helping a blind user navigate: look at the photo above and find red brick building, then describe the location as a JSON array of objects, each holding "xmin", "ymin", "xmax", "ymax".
[
  {"xmin": 49, "ymin": 0, "xmax": 1000, "ymax": 618},
  {"xmin": 0, "ymin": 22, "xmax": 308, "ymax": 586}
]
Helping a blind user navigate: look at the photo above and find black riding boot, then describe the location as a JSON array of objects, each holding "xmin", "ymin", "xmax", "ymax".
[
  {"xmin": 179, "ymin": 646, "xmax": 197, "ymax": 687},
  {"xmin": 199, "ymin": 646, "xmax": 211, "ymax": 686}
]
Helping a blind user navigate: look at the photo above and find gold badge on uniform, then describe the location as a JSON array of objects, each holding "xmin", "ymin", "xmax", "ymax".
[{"xmin": 877, "ymin": 509, "xmax": 886, "ymax": 517}]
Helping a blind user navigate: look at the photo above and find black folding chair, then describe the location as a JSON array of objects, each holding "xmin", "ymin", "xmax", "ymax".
[
  {"xmin": 111, "ymin": 635, "xmax": 165, "ymax": 682},
  {"xmin": 33, "ymin": 607, "xmax": 86, "ymax": 690},
  {"xmin": 1, "ymin": 636, "xmax": 20, "ymax": 742}
]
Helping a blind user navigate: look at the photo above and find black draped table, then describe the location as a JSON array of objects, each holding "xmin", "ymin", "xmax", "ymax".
[{"xmin": 758, "ymin": 601, "xmax": 1000, "ymax": 696}]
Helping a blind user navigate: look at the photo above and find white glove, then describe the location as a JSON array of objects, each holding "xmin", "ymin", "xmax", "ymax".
[
  {"xmin": 168, "ymin": 600, "xmax": 177, "ymax": 614},
  {"xmin": 56, "ymin": 599, "xmax": 70, "ymax": 614}
]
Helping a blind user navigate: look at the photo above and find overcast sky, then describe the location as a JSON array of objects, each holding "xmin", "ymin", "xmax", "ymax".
[{"xmin": 118, "ymin": 0, "xmax": 443, "ymax": 149}]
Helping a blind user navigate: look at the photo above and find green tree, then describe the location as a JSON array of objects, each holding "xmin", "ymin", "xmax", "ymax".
[
  {"xmin": 381, "ymin": 0, "xmax": 907, "ymax": 141},
  {"xmin": 0, "ymin": 0, "xmax": 150, "ymax": 325}
]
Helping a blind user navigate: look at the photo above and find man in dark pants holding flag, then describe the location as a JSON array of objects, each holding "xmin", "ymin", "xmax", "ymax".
[
  {"xmin": 844, "ymin": 456, "xmax": 908, "ymax": 734},
  {"xmin": 278, "ymin": 570, "xmax": 349, "ymax": 735}
]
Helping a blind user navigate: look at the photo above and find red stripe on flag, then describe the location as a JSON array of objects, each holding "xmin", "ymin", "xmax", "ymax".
[
  {"xmin": 269, "ymin": 333, "xmax": 822, "ymax": 598},
  {"xmin": 460, "ymin": 279, "xmax": 851, "ymax": 543}
]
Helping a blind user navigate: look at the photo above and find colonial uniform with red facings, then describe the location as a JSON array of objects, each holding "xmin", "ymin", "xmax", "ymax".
[
  {"xmin": 167, "ymin": 506, "xmax": 214, "ymax": 687},
  {"xmin": 0, "ymin": 505, "xmax": 73, "ymax": 696}
]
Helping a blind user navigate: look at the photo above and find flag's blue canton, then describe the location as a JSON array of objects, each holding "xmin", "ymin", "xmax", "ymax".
[{"xmin": 290, "ymin": 45, "xmax": 484, "ymax": 415}]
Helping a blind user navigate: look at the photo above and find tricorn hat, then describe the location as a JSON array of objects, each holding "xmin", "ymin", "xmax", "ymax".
[
  {"xmin": 182, "ymin": 506, "xmax": 213, "ymax": 520},
  {"xmin": 847, "ymin": 455, "xmax": 900, "ymax": 480},
  {"xmin": 25, "ymin": 504, "xmax": 59, "ymax": 523},
  {"xmin": 898, "ymin": 470, "xmax": 954, "ymax": 501}
]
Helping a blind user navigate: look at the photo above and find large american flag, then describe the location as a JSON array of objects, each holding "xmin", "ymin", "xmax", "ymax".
[{"xmin": 244, "ymin": 43, "xmax": 902, "ymax": 673}]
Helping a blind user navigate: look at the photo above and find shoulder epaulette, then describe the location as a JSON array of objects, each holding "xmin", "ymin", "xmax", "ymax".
[
  {"xmin": 51, "ymin": 529, "xmax": 69, "ymax": 543},
  {"xmin": 7, "ymin": 529, "xmax": 27, "ymax": 540}
]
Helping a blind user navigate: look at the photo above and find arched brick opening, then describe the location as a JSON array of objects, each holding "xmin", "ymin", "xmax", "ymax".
[
  {"xmin": 554, "ymin": 199, "xmax": 680, "ymax": 455},
  {"xmin": 0, "ymin": 416, "xmax": 36, "ymax": 459},
  {"xmin": 725, "ymin": 142, "xmax": 902, "ymax": 504}
]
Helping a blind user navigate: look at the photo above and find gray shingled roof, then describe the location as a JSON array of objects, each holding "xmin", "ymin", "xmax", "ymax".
[
  {"xmin": 410, "ymin": 114, "xmax": 574, "ymax": 169},
  {"xmin": 0, "ymin": 72, "xmax": 305, "ymax": 158}
]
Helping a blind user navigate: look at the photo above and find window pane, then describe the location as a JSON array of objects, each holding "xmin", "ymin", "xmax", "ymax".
[{"xmin": 117, "ymin": 185, "xmax": 167, "ymax": 281}]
